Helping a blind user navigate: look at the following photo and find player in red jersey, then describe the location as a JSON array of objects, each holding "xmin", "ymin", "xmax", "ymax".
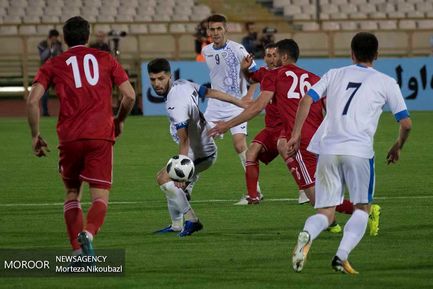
[
  {"xmin": 236, "ymin": 44, "xmax": 310, "ymax": 205},
  {"xmin": 26, "ymin": 17, "xmax": 136, "ymax": 257},
  {"xmin": 209, "ymin": 39, "xmax": 356, "ymax": 232}
]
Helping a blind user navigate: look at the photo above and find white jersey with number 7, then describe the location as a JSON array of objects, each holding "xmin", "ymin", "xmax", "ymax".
[{"xmin": 307, "ymin": 64, "xmax": 409, "ymax": 159}]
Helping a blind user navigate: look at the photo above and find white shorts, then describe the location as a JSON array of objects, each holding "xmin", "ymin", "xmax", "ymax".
[
  {"xmin": 314, "ymin": 154, "xmax": 375, "ymax": 208},
  {"xmin": 191, "ymin": 150, "xmax": 217, "ymax": 175},
  {"xmin": 204, "ymin": 112, "xmax": 247, "ymax": 136}
]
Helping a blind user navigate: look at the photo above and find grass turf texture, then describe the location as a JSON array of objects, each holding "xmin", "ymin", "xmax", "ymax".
[{"xmin": 0, "ymin": 112, "xmax": 432, "ymax": 289}]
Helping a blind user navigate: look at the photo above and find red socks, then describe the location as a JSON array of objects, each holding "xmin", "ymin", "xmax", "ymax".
[
  {"xmin": 64, "ymin": 200, "xmax": 83, "ymax": 250},
  {"xmin": 85, "ymin": 198, "xmax": 108, "ymax": 237},
  {"xmin": 336, "ymin": 199, "xmax": 354, "ymax": 215},
  {"xmin": 245, "ymin": 160, "xmax": 259, "ymax": 199}
]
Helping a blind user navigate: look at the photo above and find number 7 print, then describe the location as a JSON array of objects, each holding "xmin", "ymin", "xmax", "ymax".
[{"xmin": 342, "ymin": 82, "xmax": 361, "ymax": 115}]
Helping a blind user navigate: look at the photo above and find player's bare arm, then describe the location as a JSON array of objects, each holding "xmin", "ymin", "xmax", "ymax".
[
  {"xmin": 241, "ymin": 54, "xmax": 255, "ymax": 82},
  {"xmin": 208, "ymin": 90, "xmax": 273, "ymax": 137},
  {"xmin": 206, "ymin": 88, "xmax": 250, "ymax": 108},
  {"xmin": 242, "ymin": 83, "xmax": 258, "ymax": 102},
  {"xmin": 27, "ymin": 83, "xmax": 50, "ymax": 157},
  {"xmin": 114, "ymin": 80, "xmax": 136, "ymax": 137},
  {"xmin": 386, "ymin": 117, "xmax": 412, "ymax": 165},
  {"xmin": 287, "ymin": 94, "xmax": 314, "ymax": 156}
]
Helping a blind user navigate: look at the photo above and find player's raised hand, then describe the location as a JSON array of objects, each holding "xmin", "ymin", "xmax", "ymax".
[
  {"xmin": 386, "ymin": 141, "xmax": 401, "ymax": 165},
  {"xmin": 32, "ymin": 135, "xmax": 50, "ymax": 157},
  {"xmin": 114, "ymin": 118, "xmax": 124, "ymax": 138},
  {"xmin": 241, "ymin": 54, "xmax": 254, "ymax": 70},
  {"xmin": 174, "ymin": 181, "xmax": 187, "ymax": 189},
  {"xmin": 208, "ymin": 121, "xmax": 229, "ymax": 138},
  {"xmin": 286, "ymin": 136, "xmax": 300, "ymax": 157}
]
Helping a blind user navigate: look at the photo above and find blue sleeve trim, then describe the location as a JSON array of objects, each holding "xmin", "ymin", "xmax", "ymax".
[
  {"xmin": 175, "ymin": 121, "xmax": 188, "ymax": 130},
  {"xmin": 198, "ymin": 85, "xmax": 208, "ymax": 98},
  {"xmin": 394, "ymin": 109, "xmax": 410, "ymax": 122},
  {"xmin": 249, "ymin": 64, "xmax": 259, "ymax": 73},
  {"xmin": 307, "ymin": 89, "xmax": 320, "ymax": 102}
]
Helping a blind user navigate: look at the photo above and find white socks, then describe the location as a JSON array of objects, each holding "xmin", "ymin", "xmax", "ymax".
[
  {"xmin": 303, "ymin": 213, "xmax": 329, "ymax": 241},
  {"xmin": 336, "ymin": 209, "xmax": 369, "ymax": 261},
  {"xmin": 160, "ymin": 181, "xmax": 192, "ymax": 229},
  {"xmin": 239, "ymin": 150, "xmax": 261, "ymax": 194}
]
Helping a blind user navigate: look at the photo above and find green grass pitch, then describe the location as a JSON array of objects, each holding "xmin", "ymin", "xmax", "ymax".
[{"xmin": 0, "ymin": 112, "xmax": 432, "ymax": 289}]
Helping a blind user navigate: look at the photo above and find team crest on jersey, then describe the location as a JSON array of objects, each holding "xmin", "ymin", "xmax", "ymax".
[{"xmin": 221, "ymin": 52, "xmax": 227, "ymax": 58}]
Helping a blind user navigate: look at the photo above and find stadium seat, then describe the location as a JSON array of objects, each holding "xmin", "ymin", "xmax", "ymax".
[
  {"xmin": 129, "ymin": 24, "xmax": 148, "ymax": 34},
  {"xmin": 322, "ymin": 22, "xmax": 340, "ymax": 30},
  {"xmin": 170, "ymin": 24, "xmax": 187, "ymax": 33},
  {"xmin": 93, "ymin": 24, "xmax": 111, "ymax": 33},
  {"xmin": 359, "ymin": 21, "xmax": 378, "ymax": 30},
  {"xmin": 148, "ymin": 24, "xmax": 168, "ymax": 34},
  {"xmin": 417, "ymin": 20, "xmax": 433, "ymax": 29},
  {"xmin": 349, "ymin": 12, "xmax": 368, "ymax": 19},
  {"xmin": 10, "ymin": 0, "xmax": 27, "ymax": 8},
  {"xmin": 399, "ymin": 20, "xmax": 416, "ymax": 30},
  {"xmin": 407, "ymin": 11, "xmax": 425, "ymax": 19},
  {"xmin": 23, "ymin": 16, "xmax": 41, "ymax": 24},
  {"xmin": 339, "ymin": 4, "xmax": 358, "ymax": 14},
  {"xmin": 37, "ymin": 25, "xmax": 54, "ymax": 35},
  {"xmin": 273, "ymin": 0, "xmax": 290, "ymax": 9},
  {"xmin": 0, "ymin": 25, "xmax": 19, "ymax": 35},
  {"xmin": 45, "ymin": 7, "xmax": 62, "ymax": 16},
  {"xmin": 26, "ymin": 7, "xmax": 44, "ymax": 17},
  {"xmin": 19, "ymin": 25, "xmax": 37, "ymax": 35},
  {"xmin": 340, "ymin": 21, "xmax": 357, "ymax": 30},
  {"xmin": 369, "ymin": 12, "xmax": 387, "ymax": 19},
  {"xmin": 301, "ymin": 22, "xmax": 320, "ymax": 31},
  {"xmin": 2, "ymin": 16, "xmax": 22, "ymax": 24},
  {"xmin": 7, "ymin": 7, "xmax": 26, "ymax": 17},
  {"xmin": 97, "ymin": 15, "xmax": 115, "ymax": 22},
  {"xmin": 172, "ymin": 14, "xmax": 190, "ymax": 21},
  {"xmin": 378, "ymin": 20, "xmax": 398, "ymax": 30},
  {"xmin": 330, "ymin": 12, "xmax": 349, "ymax": 20},
  {"xmin": 134, "ymin": 15, "xmax": 153, "ymax": 22},
  {"xmin": 115, "ymin": 15, "xmax": 134, "ymax": 22},
  {"xmin": 111, "ymin": 24, "xmax": 129, "ymax": 33},
  {"xmin": 42, "ymin": 16, "xmax": 61, "ymax": 24}
]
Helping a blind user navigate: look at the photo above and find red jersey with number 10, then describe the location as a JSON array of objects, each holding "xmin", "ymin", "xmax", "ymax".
[
  {"xmin": 33, "ymin": 46, "xmax": 129, "ymax": 144},
  {"xmin": 261, "ymin": 64, "xmax": 324, "ymax": 143}
]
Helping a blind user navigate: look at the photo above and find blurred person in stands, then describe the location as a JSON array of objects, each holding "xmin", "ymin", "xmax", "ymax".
[
  {"xmin": 242, "ymin": 22, "xmax": 263, "ymax": 58},
  {"xmin": 259, "ymin": 27, "xmax": 277, "ymax": 55},
  {"xmin": 194, "ymin": 19, "xmax": 211, "ymax": 62},
  {"xmin": 37, "ymin": 29, "xmax": 63, "ymax": 116},
  {"xmin": 89, "ymin": 31, "xmax": 111, "ymax": 52}
]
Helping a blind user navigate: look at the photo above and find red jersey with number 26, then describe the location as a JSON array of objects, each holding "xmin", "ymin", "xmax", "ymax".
[
  {"xmin": 261, "ymin": 64, "xmax": 324, "ymax": 143},
  {"xmin": 33, "ymin": 46, "xmax": 129, "ymax": 144}
]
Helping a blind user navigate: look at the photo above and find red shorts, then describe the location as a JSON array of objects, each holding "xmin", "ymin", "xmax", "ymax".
[
  {"xmin": 285, "ymin": 147, "xmax": 317, "ymax": 190},
  {"xmin": 252, "ymin": 127, "xmax": 281, "ymax": 165},
  {"xmin": 58, "ymin": 140, "xmax": 114, "ymax": 190}
]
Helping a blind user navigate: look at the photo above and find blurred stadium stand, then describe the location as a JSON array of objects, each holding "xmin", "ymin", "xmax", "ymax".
[{"xmin": 0, "ymin": 0, "xmax": 432, "ymax": 98}]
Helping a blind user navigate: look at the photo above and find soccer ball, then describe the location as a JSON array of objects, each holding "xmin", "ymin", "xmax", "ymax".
[{"xmin": 166, "ymin": 155, "xmax": 195, "ymax": 182}]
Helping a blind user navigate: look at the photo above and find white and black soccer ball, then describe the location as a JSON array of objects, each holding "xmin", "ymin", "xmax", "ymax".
[{"xmin": 166, "ymin": 155, "xmax": 195, "ymax": 182}]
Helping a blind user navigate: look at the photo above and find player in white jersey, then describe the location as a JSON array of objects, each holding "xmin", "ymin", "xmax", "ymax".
[
  {"xmin": 288, "ymin": 32, "xmax": 412, "ymax": 273},
  {"xmin": 147, "ymin": 58, "xmax": 248, "ymax": 236},
  {"xmin": 202, "ymin": 14, "xmax": 262, "ymax": 197}
]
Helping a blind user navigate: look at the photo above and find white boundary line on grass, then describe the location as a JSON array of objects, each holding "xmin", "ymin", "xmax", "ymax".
[{"xmin": 0, "ymin": 195, "xmax": 432, "ymax": 207}]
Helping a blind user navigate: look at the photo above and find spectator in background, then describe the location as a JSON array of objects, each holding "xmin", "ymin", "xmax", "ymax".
[
  {"xmin": 194, "ymin": 19, "xmax": 211, "ymax": 62},
  {"xmin": 89, "ymin": 31, "xmax": 111, "ymax": 52},
  {"xmin": 241, "ymin": 22, "xmax": 263, "ymax": 58},
  {"xmin": 259, "ymin": 27, "xmax": 277, "ymax": 56},
  {"xmin": 37, "ymin": 29, "xmax": 63, "ymax": 116}
]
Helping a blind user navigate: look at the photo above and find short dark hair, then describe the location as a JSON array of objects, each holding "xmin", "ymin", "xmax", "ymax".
[
  {"xmin": 147, "ymin": 58, "xmax": 171, "ymax": 74},
  {"xmin": 264, "ymin": 43, "xmax": 277, "ymax": 50},
  {"xmin": 276, "ymin": 39, "xmax": 299, "ymax": 62},
  {"xmin": 351, "ymin": 32, "xmax": 378, "ymax": 62},
  {"xmin": 207, "ymin": 14, "xmax": 227, "ymax": 26},
  {"xmin": 63, "ymin": 16, "xmax": 90, "ymax": 47},
  {"xmin": 48, "ymin": 29, "xmax": 59, "ymax": 38}
]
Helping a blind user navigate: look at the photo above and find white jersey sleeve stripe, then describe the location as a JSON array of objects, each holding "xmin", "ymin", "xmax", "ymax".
[
  {"xmin": 307, "ymin": 88, "xmax": 321, "ymax": 102},
  {"xmin": 394, "ymin": 109, "xmax": 410, "ymax": 122}
]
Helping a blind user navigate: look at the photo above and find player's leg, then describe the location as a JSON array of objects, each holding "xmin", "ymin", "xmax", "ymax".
[
  {"xmin": 77, "ymin": 140, "xmax": 114, "ymax": 255},
  {"xmin": 277, "ymin": 137, "xmax": 310, "ymax": 204},
  {"xmin": 157, "ymin": 167, "xmax": 202, "ymax": 236},
  {"xmin": 230, "ymin": 123, "xmax": 262, "ymax": 196},
  {"xmin": 332, "ymin": 156, "xmax": 374, "ymax": 274},
  {"xmin": 59, "ymin": 142, "xmax": 84, "ymax": 254},
  {"xmin": 245, "ymin": 142, "xmax": 262, "ymax": 201},
  {"xmin": 292, "ymin": 154, "xmax": 343, "ymax": 272}
]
